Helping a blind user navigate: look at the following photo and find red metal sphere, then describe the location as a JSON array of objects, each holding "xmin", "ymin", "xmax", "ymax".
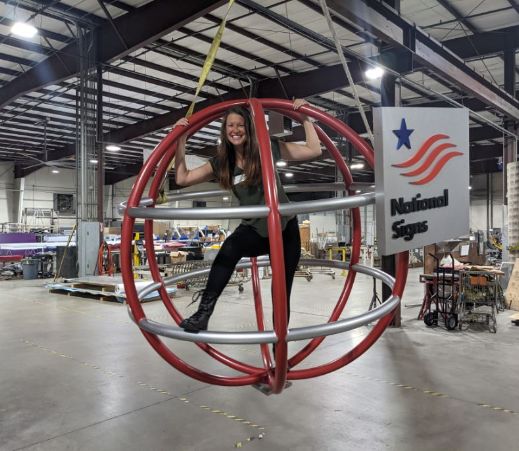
[{"xmin": 121, "ymin": 98, "xmax": 408, "ymax": 394}]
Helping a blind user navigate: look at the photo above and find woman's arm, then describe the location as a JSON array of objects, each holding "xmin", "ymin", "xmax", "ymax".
[
  {"xmin": 173, "ymin": 118, "xmax": 215, "ymax": 187},
  {"xmin": 279, "ymin": 99, "xmax": 322, "ymax": 161}
]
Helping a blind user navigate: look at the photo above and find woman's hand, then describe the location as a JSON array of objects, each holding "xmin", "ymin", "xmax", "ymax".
[
  {"xmin": 173, "ymin": 117, "xmax": 189, "ymax": 128},
  {"xmin": 279, "ymin": 98, "xmax": 321, "ymax": 161},
  {"xmin": 293, "ymin": 98, "xmax": 309, "ymax": 110}
]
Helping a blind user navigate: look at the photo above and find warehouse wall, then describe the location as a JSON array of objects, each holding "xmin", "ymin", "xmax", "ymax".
[
  {"xmin": 0, "ymin": 164, "xmax": 76, "ymax": 228},
  {"xmin": 0, "ymin": 166, "xmax": 506, "ymax": 240},
  {"xmin": 469, "ymin": 173, "xmax": 504, "ymax": 233},
  {"xmin": 0, "ymin": 162, "xmax": 14, "ymax": 223}
]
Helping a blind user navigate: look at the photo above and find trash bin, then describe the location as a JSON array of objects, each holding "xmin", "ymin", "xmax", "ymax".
[{"xmin": 22, "ymin": 258, "xmax": 39, "ymax": 280}]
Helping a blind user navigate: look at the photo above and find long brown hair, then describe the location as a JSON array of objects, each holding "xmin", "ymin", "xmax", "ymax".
[{"xmin": 215, "ymin": 107, "xmax": 261, "ymax": 190}]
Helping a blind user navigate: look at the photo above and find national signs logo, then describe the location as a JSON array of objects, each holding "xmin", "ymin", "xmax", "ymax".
[
  {"xmin": 388, "ymin": 117, "xmax": 463, "ymax": 242},
  {"xmin": 391, "ymin": 118, "xmax": 463, "ymax": 185}
]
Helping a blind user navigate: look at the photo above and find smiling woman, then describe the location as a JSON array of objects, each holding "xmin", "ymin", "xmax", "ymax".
[{"xmin": 172, "ymin": 99, "xmax": 322, "ymax": 333}]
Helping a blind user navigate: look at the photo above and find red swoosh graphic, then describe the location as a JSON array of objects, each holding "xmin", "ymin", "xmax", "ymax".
[
  {"xmin": 400, "ymin": 142, "xmax": 456, "ymax": 177},
  {"xmin": 392, "ymin": 133, "xmax": 450, "ymax": 168},
  {"xmin": 410, "ymin": 151, "xmax": 464, "ymax": 185}
]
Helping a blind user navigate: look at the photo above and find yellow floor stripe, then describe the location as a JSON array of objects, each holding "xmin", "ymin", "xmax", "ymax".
[
  {"xmin": 22, "ymin": 337, "xmax": 266, "ymax": 446},
  {"xmin": 345, "ymin": 371, "xmax": 515, "ymax": 415}
]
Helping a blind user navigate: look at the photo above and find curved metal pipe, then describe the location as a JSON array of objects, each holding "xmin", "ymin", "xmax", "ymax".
[
  {"xmin": 118, "ymin": 185, "xmax": 374, "ymax": 214},
  {"xmin": 130, "ymin": 262, "xmax": 398, "ymax": 345},
  {"xmin": 125, "ymin": 193, "xmax": 375, "ymax": 220}
]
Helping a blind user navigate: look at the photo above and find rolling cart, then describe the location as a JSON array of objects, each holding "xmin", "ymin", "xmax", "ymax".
[
  {"xmin": 458, "ymin": 270, "xmax": 499, "ymax": 333},
  {"xmin": 420, "ymin": 254, "xmax": 460, "ymax": 330}
]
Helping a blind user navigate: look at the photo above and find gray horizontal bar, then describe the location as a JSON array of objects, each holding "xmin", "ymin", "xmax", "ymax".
[
  {"xmin": 118, "ymin": 184, "xmax": 375, "ymax": 215},
  {"xmin": 125, "ymin": 193, "xmax": 375, "ymax": 220},
  {"xmin": 128, "ymin": 261, "xmax": 399, "ymax": 344}
]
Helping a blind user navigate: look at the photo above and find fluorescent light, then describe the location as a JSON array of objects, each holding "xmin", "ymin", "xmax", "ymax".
[
  {"xmin": 285, "ymin": 172, "xmax": 294, "ymax": 178},
  {"xmin": 350, "ymin": 162, "xmax": 365, "ymax": 170},
  {"xmin": 222, "ymin": 196, "xmax": 229, "ymax": 201},
  {"xmin": 51, "ymin": 169, "xmax": 60, "ymax": 174},
  {"xmin": 90, "ymin": 158, "xmax": 98, "ymax": 164},
  {"xmin": 106, "ymin": 145, "xmax": 121, "ymax": 151},
  {"xmin": 355, "ymin": 189, "xmax": 361, "ymax": 193},
  {"xmin": 276, "ymin": 160, "xmax": 287, "ymax": 167},
  {"xmin": 11, "ymin": 22, "xmax": 38, "ymax": 38},
  {"xmin": 365, "ymin": 67, "xmax": 384, "ymax": 80}
]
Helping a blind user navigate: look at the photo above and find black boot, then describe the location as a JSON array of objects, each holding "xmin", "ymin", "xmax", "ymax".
[{"xmin": 179, "ymin": 291, "xmax": 218, "ymax": 332}]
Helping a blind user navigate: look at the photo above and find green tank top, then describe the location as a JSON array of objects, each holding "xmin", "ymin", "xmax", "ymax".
[{"xmin": 209, "ymin": 140, "xmax": 294, "ymax": 238}]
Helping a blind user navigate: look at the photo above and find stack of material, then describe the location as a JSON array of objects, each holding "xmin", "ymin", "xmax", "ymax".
[
  {"xmin": 506, "ymin": 258, "xmax": 519, "ymax": 311},
  {"xmin": 46, "ymin": 275, "xmax": 175, "ymax": 303}
]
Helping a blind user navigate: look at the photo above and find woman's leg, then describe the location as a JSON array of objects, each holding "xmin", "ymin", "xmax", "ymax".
[
  {"xmin": 180, "ymin": 225, "xmax": 267, "ymax": 331},
  {"xmin": 281, "ymin": 217, "xmax": 302, "ymax": 315}
]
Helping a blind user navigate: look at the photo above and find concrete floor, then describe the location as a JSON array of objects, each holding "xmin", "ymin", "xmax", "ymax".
[{"xmin": 1, "ymin": 266, "xmax": 518, "ymax": 451}]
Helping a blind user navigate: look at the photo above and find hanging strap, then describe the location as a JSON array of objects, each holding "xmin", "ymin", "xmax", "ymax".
[
  {"xmin": 186, "ymin": 0, "xmax": 235, "ymax": 118},
  {"xmin": 157, "ymin": 0, "xmax": 235, "ymax": 204},
  {"xmin": 318, "ymin": 0, "xmax": 374, "ymax": 144}
]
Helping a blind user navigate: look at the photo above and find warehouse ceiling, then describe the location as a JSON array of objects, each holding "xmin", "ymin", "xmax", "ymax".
[{"xmin": 0, "ymin": 0, "xmax": 517, "ymax": 185}]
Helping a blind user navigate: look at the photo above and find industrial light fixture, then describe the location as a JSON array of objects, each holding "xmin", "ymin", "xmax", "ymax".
[
  {"xmin": 222, "ymin": 196, "xmax": 229, "ymax": 201},
  {"xmin": 11, "ymin": 22, "xmax": 38, "ymax": 38},
  {"xmin": 90, "ymin": 158, "xmax": 98, "ymax": 164},
  {"xmin": 285, "ymin": 172, "xmax": 294, "ymax": 178},
  {"xmin": 350, "ymin": 162, "xmax": 365, "ymax": 170},
  {"xmin": 469, "ymin": 185, "xmax": 472, "ymax": 190},
  {"xmin": 276, "ymin": 160, "xmax": 287, "ymax": 167},
  {"xmin": 51, "ymin": 169, "xmax": 60, "ymax": 174},
  {"xmin": 365, "ymin": 66, "xmax": 384, "ymax": 80},
  {"xmin": 106, "ymin": 144, "xmax": 121, "ymax": 151}
]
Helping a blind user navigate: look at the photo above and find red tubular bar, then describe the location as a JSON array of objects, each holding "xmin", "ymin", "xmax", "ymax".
[
  {"xmin": 121, "ymin": 101, "xmax": 268, "ymax": 386},
  {"xmin": 251, "ymin": 257, "xmax": 273, "ymax": 370},
  {"xmin": 120, "ymin": 97, "xmax": 408, "ymax": 390},
  {"xmin": 249, "ymin": 99, "xmax": 288, "ymax": 393},
  {"xmin": 285, "ymin": 121, "xmax": 361, "ymax": 368},
  {"xmin": 288, "ymin": 252, "xmax": 409, "ymax": 380},
  {"xmin": 142, "ymin": 115, "xmax": 265, "ymax": 376}
]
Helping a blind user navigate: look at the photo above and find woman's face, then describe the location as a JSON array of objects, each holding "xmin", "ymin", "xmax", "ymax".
[{"xmin": 225, "ymin": 113, "xmax": 247, "ymax": 148}]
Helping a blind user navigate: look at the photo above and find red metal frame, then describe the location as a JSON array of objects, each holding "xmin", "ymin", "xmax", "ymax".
[{"xmin": 120, "ymin": 98, "xmax": 408, "ymax": 392}]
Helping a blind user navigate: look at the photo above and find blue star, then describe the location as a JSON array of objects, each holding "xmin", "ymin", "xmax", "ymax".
[{"xmin": 393, "ymin": 118, "xmax": 414, "ymax": 150}]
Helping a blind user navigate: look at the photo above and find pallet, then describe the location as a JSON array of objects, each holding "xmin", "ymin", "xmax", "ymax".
[
  {"xmin": 49, "ymin": 287, "xmax": 124, "ymax": 303},
  {"xmin": 47, "ymin": 275, "xmax": 175, "ymax": 303}
]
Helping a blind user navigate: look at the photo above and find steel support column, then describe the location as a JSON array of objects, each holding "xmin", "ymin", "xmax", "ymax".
[
  {"xmin": 380, "ymin": 1, "xmax": 400, "ymax": 326},
  {"xmin": 77, "ymin": 24, "xmax": 100, "ymax": 277},
  {"xmin": 96, "ymin": 64, "xmax": 104, "ymax": 228}
]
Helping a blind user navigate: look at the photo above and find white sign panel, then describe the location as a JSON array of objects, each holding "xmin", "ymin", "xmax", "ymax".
[{"xmin": 374, "ymin": 107, "xmax": 469, "ymax": 256}]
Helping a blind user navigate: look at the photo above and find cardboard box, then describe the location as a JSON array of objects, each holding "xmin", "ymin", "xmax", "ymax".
[
  {"xmin": 153, "ymin": 221, "xmax": 170, "ymax": 236},
  {"xmin": 170, "ymin": 251, "xmax": 187, "ymax": 263},
  {"xmin": 104, "ymin": 227, "xmax": 121, "ymax": 235}
]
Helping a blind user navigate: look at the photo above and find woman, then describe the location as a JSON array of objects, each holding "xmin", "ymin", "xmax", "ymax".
[{"xmin": 174, "ymin": 99, "xmax": 321, "ymax": 332}]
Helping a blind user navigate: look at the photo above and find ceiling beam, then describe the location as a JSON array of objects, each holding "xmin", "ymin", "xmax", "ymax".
[
  {"xmin": 444, "ymin": 24, "xmax": 519, "ymax": 59},
  {"xmin": 326, "ymin": 0, "xmax": 519, "ymax": 121},
  {"xmin": 0, "ymin": 0, "xmax": 228, "ymax": 108}
]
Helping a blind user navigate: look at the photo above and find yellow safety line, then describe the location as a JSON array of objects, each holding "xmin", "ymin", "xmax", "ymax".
[
  {"xmin": 345, "ymin": 371, "xmax": 518, "ymax": 416},
  {"xmin": 186, "ymin": 0, "xmax": 235, "ymax": 118},
  {"xmin": 21, "ymin": 338, "xmax": 265, "ymax": 447},
  {"xmin": 157, "ymin": 0, "xmax": 235, "ymax": 204}
]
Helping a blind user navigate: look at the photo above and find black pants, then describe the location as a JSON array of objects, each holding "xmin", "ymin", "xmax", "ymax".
[{"xmin": 205, "ymin": 217, "xmax": 301, "ymax": 317}]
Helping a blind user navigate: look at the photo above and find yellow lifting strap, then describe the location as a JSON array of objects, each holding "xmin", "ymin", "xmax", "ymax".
[
  {"xmin": 186, "ymin": 0, "xmax": 235, "ymax": 118},
  {"xmin": 157, "ymin": 0, "xmax": 235, "ymax": 205}
]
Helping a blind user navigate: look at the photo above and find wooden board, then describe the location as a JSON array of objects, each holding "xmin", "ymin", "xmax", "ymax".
[{"xmin": 505, "ymin": 258, "xmax": 519, "ymax": 311}]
